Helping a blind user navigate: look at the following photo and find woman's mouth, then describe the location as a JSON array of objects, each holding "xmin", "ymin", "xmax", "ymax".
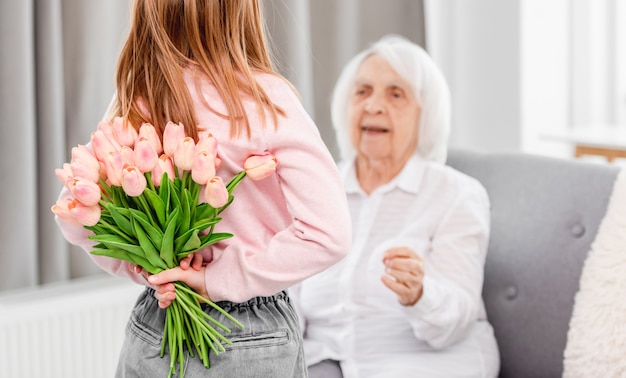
[{"xmin": 361, "ymin": 126, "xmax": 389, "ymax": 133}]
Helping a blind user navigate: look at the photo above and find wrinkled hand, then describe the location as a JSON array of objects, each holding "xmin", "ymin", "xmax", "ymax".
[
  {"xmin": 129, "ymin": 253, "xmax": 207, "ymax": 309},
  {"xmin": 381, "ymin": 247, "xmax": 425, "ymax": 306}
]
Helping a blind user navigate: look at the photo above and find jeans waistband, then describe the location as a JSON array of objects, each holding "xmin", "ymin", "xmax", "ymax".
[{"xmin": 144, "ymin": 286, "xmax": 289, "ymax": 310}]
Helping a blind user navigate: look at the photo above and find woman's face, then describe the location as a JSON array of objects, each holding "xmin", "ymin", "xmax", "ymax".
[{"xmin": 348, "ymin": 54, "xmax": 421, "ymax": 167}]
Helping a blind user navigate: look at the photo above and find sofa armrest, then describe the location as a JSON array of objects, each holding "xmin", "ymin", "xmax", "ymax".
[{"xmin": 447, "ymin": 149, "xmax": 619, "ymax": 378}]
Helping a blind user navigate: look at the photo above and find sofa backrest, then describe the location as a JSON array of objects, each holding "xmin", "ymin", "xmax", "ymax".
[{"xmin": 446, "ymin": 149, "xmax": 619, "ymax": 378}]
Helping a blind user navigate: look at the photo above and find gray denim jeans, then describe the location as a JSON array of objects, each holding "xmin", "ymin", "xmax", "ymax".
[{"xmin": 115, "ymin": 287, "xmax": 307, "ymax": 378}]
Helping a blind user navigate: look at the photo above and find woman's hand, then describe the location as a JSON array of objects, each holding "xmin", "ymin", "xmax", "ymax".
[
  {"xmin": 381, "ymin": 247, "xmax": 425, "ymax": 306},
  {"xmin": 129, "ymin": 253, "xmax": 207, "ymax": 309}
]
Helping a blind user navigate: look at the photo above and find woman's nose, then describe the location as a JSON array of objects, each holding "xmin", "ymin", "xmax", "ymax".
[{"xmin": 364, "ymin": 95, "xmax": 385, "ymax": 114}]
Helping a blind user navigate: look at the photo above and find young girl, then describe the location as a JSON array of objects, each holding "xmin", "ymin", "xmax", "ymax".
[{"xmin": 54, "ymin": 1, "xmax": 351, "ymax": 377}]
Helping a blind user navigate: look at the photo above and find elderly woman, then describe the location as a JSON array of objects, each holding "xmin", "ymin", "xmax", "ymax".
[{"xmin": 291, "ymin": 35, "xmax": 500, "ymax": 378}]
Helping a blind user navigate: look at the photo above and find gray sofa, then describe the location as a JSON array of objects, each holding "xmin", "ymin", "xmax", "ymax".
[{"xmin": 447, "ymin": 149, "xmax": 620, "ymax": 378}]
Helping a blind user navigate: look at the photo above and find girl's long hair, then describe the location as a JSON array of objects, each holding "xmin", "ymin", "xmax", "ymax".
[{"xmin": 111, "ymin": 0, "xmax": 285, "ymax": 140}]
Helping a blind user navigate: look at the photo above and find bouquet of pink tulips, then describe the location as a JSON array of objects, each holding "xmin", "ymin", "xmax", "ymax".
[{"xmin": 52, "ymin": 118, "xmax": 277, "ymax": 378}]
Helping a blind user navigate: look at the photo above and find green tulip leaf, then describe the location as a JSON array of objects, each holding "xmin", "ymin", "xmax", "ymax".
[
  {"xmin": 174, "ymin": 229, "xmax": 201, "ymax": 254},
  {"xmin": 170, "ymin": 181, "xmax": 181, "ymax": 210},
  {"xmin": 126, "ymin": 253, "xmax": 159, "ymax": 275},
  {"xmin": 192, "ymin": 218, "xmax": 222, "ymax": 232},
  {"xmin": 88, "ymin": 234, "xmax": 146, "ymax": 256},
  {"xmin": 106, "ymin": 203, "xmax": 134, "ymax": 236},
  {"xmin": 198, "ymin": 232, "xmax": 233, "ymax": 249},
  {"xmin": 194, "ymin": 203, "xmax": 216, "ymax": 222},
  {"xmin": 130, "ymin": 208, "xmax": 164, "ymax": 249},
  {"xmin": 161, "ymin": 207, "xmax": 180, "ymax": 266},
  {"xmin": 90, "ymin": 248, "xmax": 133, "ymax": 262},
  {"xmin": 179, "ymin": 188, "xmax": 192, "ymax": 235},
  {"xmin": 94, "ymin": 218, "xmax": 136, "ymax": 243},
  {"xmin": 144, "ymin": 188, "xmax": 166, "ymax": 227},
  {"xmin": 159, "ymin": 172, "xmax": 171, "ymax": 214},
  {"xmin": 132, "ymin": 217, "xmax": 168, "ymax": 270},
  {"xmin": 181, "ymin": 230, "xmax": 201, "ymax": 252}
]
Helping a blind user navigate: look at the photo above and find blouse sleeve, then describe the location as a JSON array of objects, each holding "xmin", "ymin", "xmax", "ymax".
[{"xmin": 403, "ymin": 177, "xmax": 490, "ymax": 349}]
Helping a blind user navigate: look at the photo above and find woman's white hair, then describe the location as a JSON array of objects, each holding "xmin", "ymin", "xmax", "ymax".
[{"xmin": 331, "ymin": 34, "xmax": 451, "ymax": 164}]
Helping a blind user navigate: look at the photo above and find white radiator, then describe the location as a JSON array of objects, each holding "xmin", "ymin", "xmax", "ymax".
[{"xmin": 0, "ymin": 275, "xmax": 144, "ymax": 378}]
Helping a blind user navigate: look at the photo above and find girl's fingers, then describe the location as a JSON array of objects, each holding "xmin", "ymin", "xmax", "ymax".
[
  {"xmin": 154, "ymin": 282, "xmax": 176, "ymax": 294},
  {"xmin": 179, "ymin": 254, "xmax": 193, "ymax": 270},
  {"xmin": 149, "ymin": 267, "xmax": 183, "ymax": 285},
  {"xmin": 179, "ymin": 253, "xmax": 204, "ymax": 270},
  {"xmin": 152, "ymin": 282, "xmax": 176, "ymax": 308},
  {"xmin": 129, "ymin": 263, "xmax": 143, "ymax": 274},
  {"xmin": 190, "ymin": 253, "xmax": 204, "ymax": 270}
]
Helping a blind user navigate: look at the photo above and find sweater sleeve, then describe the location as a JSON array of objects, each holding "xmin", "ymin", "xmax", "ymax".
[
  {"xmin": 54, "ymin": 138, "xmax": 148, "ymax": 287},
  {"xmin": 202, "ymin": 80, "xmax": 352, "ymax": 302},
  {"xmin": 54, "ymin": 185, "xmax": 149, "ymax": 286}
]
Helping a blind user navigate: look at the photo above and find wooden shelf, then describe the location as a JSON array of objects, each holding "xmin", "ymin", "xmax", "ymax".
[{"xmin": 543, "ymin": 125, "xmax": 626, "ymax": 163}]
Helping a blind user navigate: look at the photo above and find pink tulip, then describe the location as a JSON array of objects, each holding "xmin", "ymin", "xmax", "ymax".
[
  {"xmin": 96, "ymin": 121, "xmax": 122, "ymax": 151},
  {"xmin": 134, "ymin": 137, "xmax": 159, "ymax": 172},
  {"xmin": 191, "ymin": 152, "xmax": 216, "ymax": 185},
  {"xmin": 174, "ymin": 137, "xmax": 196, "ymax": 171},
  {"xmin": 97, "ymin": 119, "xmax": 114, "ymax": 136},
  {"xmin": 138, "ymin": 123, "xmax": 163, "ymax": 155},
  {"xmin": 98, "ymin": 161, "xmax": 107, "ymax": 181},
  {"xmin": 102, "ymin": 151, "xmax": 125, "ymax": 186},
  {"xmin": 112, "ymin": 117, "xmax": 139, "ymax": 147},
  {"xmin": 244, "ymin": 154, "xmax": 278, "ymax": 181},
  {"xmin": 195, "ymin": 134, "xmax": 218, "ymax": 158},
  {"xmin": 70, "ymin": 159, "xmax": 100, "ymax": 183},
  {"xmin": 55, "ymin": 163, "xmax": 74, "ymax": 186},
  {"xmin": 120, "ymin": 146, "xmax": 135, "ymax": 167},
  {"xmin": 163, "ymin": 121, "xmax": 186, "ymax": 157},
  {"xmin": 51, "ymin": 198, "xmax": 82, "ymax": 227},
  {"xmin": 71, "ymin": 145, "xmax": 100, "ymax": 172},
  {"xmin": 204, "ymin": 176, "xmax": 229, "ymax": 208},
  {"xmin": 91, "ymin": 130, "xmax": 120, "ymax": 161},
  {"xmin": 69, "ymin": 200, "xmax": 102, "ymax": 226},
  {"xmin": 152, "ymin": 155, "xmax": 175, "ymax": 187},
  {"xmin": 122, "ymin": 166, "xmax": 147, "ymax": 197},
  {"xmin": 67, "ymin": 177, "xmax": 102, "ymax": 207}
]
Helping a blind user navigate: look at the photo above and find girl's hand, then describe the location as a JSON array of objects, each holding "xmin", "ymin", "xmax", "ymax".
[
  {"xmin": 148, "ymin": 263, "xmax": 209, "ymax": 309},
  {"xmin": 129, "ymin": 253, "xmax": 206, "ymax": 308},
  {"xmin": 381, "ymin": 247, "xmax": 425, "ymax": 306},
  {"xmin": 179, "ymin": 252, "xmax": 204, "ymax": 271}
]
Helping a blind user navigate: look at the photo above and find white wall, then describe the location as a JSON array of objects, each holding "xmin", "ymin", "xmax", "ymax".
[
  {"xmin": 519, "ymin": 0, "xmax": 570, "ymax": 158},
  {"xmin": 426, "ymin": 0, "xmax": 622, "ymax": 159},
  {"xmin": 426, "ymin": 0, "xmax": 522, "ymax": 154}
]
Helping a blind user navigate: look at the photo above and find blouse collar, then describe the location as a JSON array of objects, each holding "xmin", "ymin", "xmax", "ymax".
[{"xmin": 341, "ymin": 155, "xmax": 426, "ymax": 196}]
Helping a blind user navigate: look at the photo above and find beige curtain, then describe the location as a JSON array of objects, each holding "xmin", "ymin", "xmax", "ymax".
[
  {"xmin": 0, "ymin": 0, "xmax": 129, "ymax": 290},
  {"xmin": 264, "ymin": 0, "xmax": 426, "ymax": 157},
  {"xmin": 0, "ymin": 0, "xmax": 424, "ymax": 292}
]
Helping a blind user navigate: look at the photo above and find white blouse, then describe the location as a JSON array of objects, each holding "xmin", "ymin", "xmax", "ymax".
[{"xmin": 291, "ymin": 156, "xmax": 500, "ymax": 378}]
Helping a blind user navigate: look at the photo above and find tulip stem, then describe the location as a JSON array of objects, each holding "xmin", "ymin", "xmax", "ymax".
[
  {"xmin": 99, "ymin": 179, "xmax": 112, "ymax": 200},
  {"xmin": 145, "ymin": 171, "xmax": 155, "ymax": 191},
  {"xmin": 135, "ymin": 193, "xmax": 157, "ymax": 226},
  {"xmin": 226, "ymin": 171, "xmax": 247, "ymax": 193}
]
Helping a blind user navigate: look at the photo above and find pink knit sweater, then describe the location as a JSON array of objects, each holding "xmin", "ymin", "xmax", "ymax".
[{"xmin": 55, "ymin": 72, "xmax": 351, "ymax": 302}]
